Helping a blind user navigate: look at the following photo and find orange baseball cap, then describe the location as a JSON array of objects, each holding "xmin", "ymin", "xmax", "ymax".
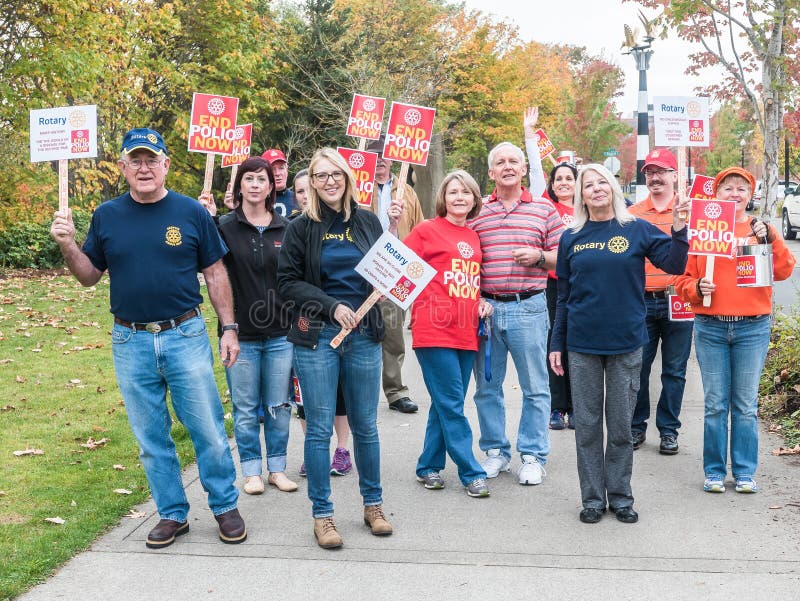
[{"xmin": 712, "ymin": 167, "xmax": 756, "ymax": 195}]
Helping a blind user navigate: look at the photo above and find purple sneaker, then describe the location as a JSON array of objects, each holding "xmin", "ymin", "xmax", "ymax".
[
  {"xmin": 330, "ymin": 447, "xmax": 352, "ymax": 476},
  {"xmin": 299, "ymin": 462, "xmax": 306, "ymax": 478}
]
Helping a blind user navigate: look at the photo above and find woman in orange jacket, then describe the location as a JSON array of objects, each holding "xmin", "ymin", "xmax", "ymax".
[{"xmin": 672, "ymin": 167, "xmax": 795, "ymax": 495}]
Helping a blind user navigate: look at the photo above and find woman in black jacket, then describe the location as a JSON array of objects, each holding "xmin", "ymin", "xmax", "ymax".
[
  {"xmin": 278, "ymin": 148, "xmax": 390, "ymax": 549},
  {"xmin": 201, "ymin": 156, "xmax": 298, "ymax": 496}
]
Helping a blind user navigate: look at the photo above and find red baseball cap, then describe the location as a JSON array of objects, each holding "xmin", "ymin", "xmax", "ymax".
[
  {"xmin": 261, "ymin": 148, "xmax": 287, "ymax": 164},
  {"xmin": 642, "ymin": 148, "xmax": 677, "ymax": 171}
]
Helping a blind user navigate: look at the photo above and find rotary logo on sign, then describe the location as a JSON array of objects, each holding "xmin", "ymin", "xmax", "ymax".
[
  {"xmin": 363, "ymin": 98, "xmax": 376, "ymax": 111},
  {"xmin": 406, "ymin": 261, "xmax": 425, "ymax": 279},
  {"xmin": 686, "ymin": 101, "xmax": 701, "ymax": 118},
  {"xmin": 348, "ymin": 153, "xmax": 365, "ymax": 169},
  {"xmin": 207, "ymin": 97, "xmax": 226, "ymax": 116},
  {"xmin": 672, "ymin": 299, "xmax": 683, "ymax": 313},
  {"xmin": 608, "ymin": 236, "xmax": 629, "ymax": 254},
  {"xmin": 68, "ymin": 109, "xmax": 86, "ymax": 128},
  {"xmin": 233, "ymin": 127, "xmax": 245, "ymax": 140},
  {"xmin": 703, "ymin": 180, "xmax": 714, "ymax": 195},
  {"xmin": 704, "ymin": 202, "xmax": 722, "ymax": 220},
  {"xmin": 404, "ymin": 109, "xmax": 422, "ymax": 126},
  {"xmin": 457, "ymin": 241, "xmax": 474, "ymax": 259}
]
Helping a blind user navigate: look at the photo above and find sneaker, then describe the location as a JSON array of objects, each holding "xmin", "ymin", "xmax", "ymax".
[
  {"xmin": 567, "ymin": 411, "xmax": 575, "ymax": 430},
  {"xmin": 416, "ymin": 471, "xmax": 445, "ymax": 490},
  {"xmin": 518, "ymin": 455, "xmax": 545, "ymax": 485},
  {"xmin": 659, "ymin": 435, "xmax": 679, "ymax": 455},
  {"xmin": 330, "ymin": 447, "xmax": 353, "ymax": 476},
  {"xmin": 632, "ymin": 430, "xmax": 646, "ymax": 450},
  {"xmin": 549, "ymin": 409, "xmax": 566, "ymax": 430},
  {"xmin": 465, "ymin": 478, "xmax": 490, "ymax": 497},
  {"xmin": 703, "ymin": 477, "xmax": 726, "ymax": 493},
  {"xmin": 735, "ymin": 478, "xmax": 759, "ymax": 493},
  {"xmin": 299, "ymin": 462, "xmax": 307, "ymax": 477},
  {"xmin": 482, "ymin": 449, "xmax": 510, "ymax": 478}
]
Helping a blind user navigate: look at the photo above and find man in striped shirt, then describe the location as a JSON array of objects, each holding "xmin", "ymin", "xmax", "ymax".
[
  {"xmin": 628, "ymin": 149, "xmax": 693, "ymax": 456},
  {"xmin": 470, "ymin": 142, "xmax": 564, "ymax": 486}
]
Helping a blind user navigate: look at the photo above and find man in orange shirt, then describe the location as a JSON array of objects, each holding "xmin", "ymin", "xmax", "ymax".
[{"xmin": 629, "ymin": 149, "xmax": 693, "ymax": 455}]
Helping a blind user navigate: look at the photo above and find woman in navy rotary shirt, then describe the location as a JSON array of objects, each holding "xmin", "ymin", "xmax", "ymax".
[
  {"xmin": 549, "ymin": 164, "xmax": 689, "ymax": 525},
  {"xmin": 277, "ymin": 148, "xmax": 390, "ymax": 549}
]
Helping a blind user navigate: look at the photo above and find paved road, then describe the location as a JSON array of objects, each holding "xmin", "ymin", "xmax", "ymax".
[{"xmin": 18, "ymin": 329, "xmax": 800, "ymax": 601}]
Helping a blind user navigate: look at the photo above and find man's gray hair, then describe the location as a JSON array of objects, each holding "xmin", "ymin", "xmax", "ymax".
[{"xmin": 487, "ymin": 142, "xmax": 526, "ymax": 169}]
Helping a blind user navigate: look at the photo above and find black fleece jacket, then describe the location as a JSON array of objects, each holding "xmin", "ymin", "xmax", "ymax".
[{"xmin": 277, "ymin": 200, "xmax": 385, "ymax": 349}]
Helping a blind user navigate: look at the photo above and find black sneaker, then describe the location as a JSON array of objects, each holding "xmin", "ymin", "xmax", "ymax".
[
  {"xmin": 659, "ymin": 435, "xmax": 679, "ymax": 455},
  {"xmin": 632, "ymin": 430, "xmax": 646, "ymax": 450}
]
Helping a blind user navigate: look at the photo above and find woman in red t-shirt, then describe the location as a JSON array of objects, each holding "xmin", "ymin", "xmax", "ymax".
[{"xmin": 401, "ymin": 170, "xmax": 494, "ymax": 498}]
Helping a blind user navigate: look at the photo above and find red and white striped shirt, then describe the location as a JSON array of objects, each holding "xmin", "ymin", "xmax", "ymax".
[{"xmin": 470, "ymin": 187, "xmax": 564, "ymax": 295}]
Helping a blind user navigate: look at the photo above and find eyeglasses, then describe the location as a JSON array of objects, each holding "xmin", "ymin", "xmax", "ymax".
[
  {"xmin": 644, "ymin": 168, "xmax": 674, "ymax": 177},
  {"xmin": 312, "ymin": 170, "xmax": 345, "ymax": 184},
  {"xmin": 124, "ymin": 158, "xmax": 163, "ymax": 170}
]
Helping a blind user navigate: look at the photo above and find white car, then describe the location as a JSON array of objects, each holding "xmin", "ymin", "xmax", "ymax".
[{"xmin": 781, "ymin": 185, "xmax": 800, "ymax": 240}]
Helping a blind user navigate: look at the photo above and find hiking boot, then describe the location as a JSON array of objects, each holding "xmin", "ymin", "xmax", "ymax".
[
  {"xmin": 632, "ymin": 430, "xmax": 646, "ymax": 450},
  {"xmin": 465, "ymin": 478, "xmax": 490, "ymax": 498},
  {"xmin": 363, "ymin": 505, "xmax": 393, "ymax": 535},
  {"xmin": 330, "ymin": 447, "xmax": 353, "ymax": 476},
  {"xmin": 659, "ymin": 435, "xmax": 679, "ymax": 455},
  {"xmin": 214, "ymin": 508, "xmax": 247, "ymax": 544},
  {"xmin": 518, "ymin": 455, "xmax": 545, "ymax": 485},
  {"xmin": 416, "ymin": 471, "xmax": 445, "ymax": 490},
  {"xmin": 314, "ymin": 517, "xmax": 343, "ymax": 549},
  {"xmin": 549, "ymin": 409, "xmax": 566, "ymax": 430},
  {"xmin": 481, "ymin": 449, "xmax": 510, "ymax": 478},
  {"xmin": 145, "ymin": 519, "xmax": 188, "ymax": 549}
]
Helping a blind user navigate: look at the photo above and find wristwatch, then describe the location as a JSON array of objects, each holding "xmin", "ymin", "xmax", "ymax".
[
  {"xmin": 535, "ymin": 250, "xmax": 546, "ymax": 267},
  {"xmin": 221, "ymin": 323, "xmax": 239, "ymax": 333}
]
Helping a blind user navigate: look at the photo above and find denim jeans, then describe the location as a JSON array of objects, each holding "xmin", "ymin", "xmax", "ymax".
[
  {"xmin": 632, "ymin": 296, "xmax": 693, "ymax": 438},
  {"xmin": 415, "ymin": 347, "xmax": 485, "ymax": 486},
  {"xmin": 226, "ymin": 336, "xmax": 293, "ymax": 475},
  {"xmin": 693, "ymin": 314, "xmax": 770, "ymax": 480},
  {"xmin": 111, "ymin": 315, "xmax": 238, "ymax": 522},
  {"xmin": 473, "ymin": 293, "xmax": 551, "ymax": 463},
  {"xmin": 293, "ymin": 323, "xmax": 382, "ymax": 518}
]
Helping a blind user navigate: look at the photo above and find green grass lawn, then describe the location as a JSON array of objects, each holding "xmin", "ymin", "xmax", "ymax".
[{"xmin": 0, "ymin": 271, "xmax": 231, "ymax": 601}]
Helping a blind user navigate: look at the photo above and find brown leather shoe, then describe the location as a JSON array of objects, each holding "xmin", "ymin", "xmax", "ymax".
[
  {"xmin": 314, "ymin": 517, "xmax": 343, "ymax": 549},
  {"xmin": 363, "ymin": 505, "xmax": 393, "ymax": 536},
  {"xmin": 268, "ymin": 472, "xmax": 298, "ymax": 492},
  {"xmin": 214, "ymin": 508, "xmax": 247, "ymax": 544},
  {"xmin": 145, "ymin": 519, "xmax": 189, "ymax": 549}
]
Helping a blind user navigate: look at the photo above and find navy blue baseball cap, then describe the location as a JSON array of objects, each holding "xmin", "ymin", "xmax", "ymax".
[{"xmin": 121, "ymin": 128, "xmax": 168, "ymax": 155}]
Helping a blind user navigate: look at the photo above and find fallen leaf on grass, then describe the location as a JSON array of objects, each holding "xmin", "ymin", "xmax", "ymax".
[
  {"xmin": 71, "ymin": 500, "xmax": 77, "ymax": 507},
  {"xmin": 69, "ymin": 379, "xmax": 81, "ymax": 384},
  {"xmin": 92, "ymin": 426, "xmax": 108, "ymax": 432},
  {"xmin": 113, "ymin": 464, "xmax": 126, "ymax": 471},
  {"xmin": 15, "ymin": 375, "xmax": 25, "ymax": 383},
  {"xmin": 44, "ymin": 517, "xmax": 65, "ymax": 525},
  {"xmin": 125, "ymin": 509, "xmax": 146, "ymax": 519},
  {"xmin": 0, "ymin": 358, "xmax": 14, "ymax": 364},
  {"xmin": 1, "ymin": 405, "xmax": 15, "ymax": 411},
  {"xmin": 771, "ymin": 445, "xmax": 800, "ymax": 456},
  {"xmin": 80, "ymin": 437, "xmax": 109, "ymax": 450},
  {"xmin": 0, "ymin": 491, "xmax": 7, "ymax": 496},
  {"xmin": 113, "ymin": 488, "xmax": 133, "ymax": 495},
  {"xmin": 13, "ymin": 448, "xmax": 45, "ymax": 456}
]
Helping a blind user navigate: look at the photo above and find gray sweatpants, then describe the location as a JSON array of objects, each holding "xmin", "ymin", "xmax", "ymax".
[{"xmin": 568, "ymin": 349, "xmax": 642, "ymax": 510}]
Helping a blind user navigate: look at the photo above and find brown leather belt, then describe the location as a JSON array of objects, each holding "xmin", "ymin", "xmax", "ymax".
[{"xmin": 114, "ymin": 308, "xmax": 200, "ymax": 333}]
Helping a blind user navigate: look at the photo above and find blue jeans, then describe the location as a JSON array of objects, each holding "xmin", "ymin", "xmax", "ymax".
[
  {"xmin": 293, "ymin": 324, "xmax": 382, "ymax": 518},
  {"xmin": 111, "ymin": 315, "xmax": 238, "ymax": 522},
  {"xmin": 226, "ymin": 337, "xmax": 293, "ymax": 475},
  {"xmin": 473, "ymin": 293, "xmax": 551, "ymax": 463},
  {"xmin": 693, "ymin": 314, "xmax": 771, "ymax": 480},
  {"xmin": 632, "ymin": 297, "xmax": 693, "ymax": 437},
  {"xmin": 415, "ymin": 347, "xmax": 485, "ymax": 486}
]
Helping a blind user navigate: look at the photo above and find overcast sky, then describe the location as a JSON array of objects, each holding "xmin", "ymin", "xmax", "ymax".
[{"xmin": 462, "ymin": 0, "xmax": 721, "ymax": 116}]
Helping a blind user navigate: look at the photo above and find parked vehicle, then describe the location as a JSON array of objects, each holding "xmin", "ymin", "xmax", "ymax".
[{"xmin": 781, "ymin": 185, "xmax": 800, "ymax": 240}]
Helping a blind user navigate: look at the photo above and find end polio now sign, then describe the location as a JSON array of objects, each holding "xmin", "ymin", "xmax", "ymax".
[
  {"xmin": 383, "ymin": 102, "xmax": 436, "ymax": 166},
  {"xmin": 687, "ymin": 199, "xmax": 737, "ymax": 257},
  {"xmin": 533, "ymin": 128, "xmax": 556, "ymax": 160},
  {"xmin": 347, "ymin": 94, "xmax": 386, "ymax": 140},
  {"xmin": 188, "ymin": 93, "xmax": 239, "ymax": 155},
  {"xmin": 337, "ymin": 147, "xmax": 378, "ymax": 207},
  {"xmin": 221, "ymin": 123, "xmax": 253, "ymax": 168},
  {"xmin": 689, "ymin": 174, "xmax": 715, "ymax": 200},
  {"xmin": 30, "ymin": 105, "xmax": 97, "ymax": 162}
]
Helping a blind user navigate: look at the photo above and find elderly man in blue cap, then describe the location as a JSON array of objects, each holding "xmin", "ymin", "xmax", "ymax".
[{"xmin": 50, "ymin": 128, "xmax": 246, "ymax": 549}]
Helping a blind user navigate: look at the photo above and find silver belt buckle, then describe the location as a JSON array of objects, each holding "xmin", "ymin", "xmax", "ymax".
[{"xmin": 145, "ymin": 322, "xmax": 162, "ymax": 334}]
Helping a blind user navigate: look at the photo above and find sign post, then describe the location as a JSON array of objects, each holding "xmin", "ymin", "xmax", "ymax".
[
  {"xmin": 188, "ymin": 93, "xmax": 240, "ymax": 194},
  {"xmin": 30, "ymin": 105, "xmax": 98, "ymax": 212}
]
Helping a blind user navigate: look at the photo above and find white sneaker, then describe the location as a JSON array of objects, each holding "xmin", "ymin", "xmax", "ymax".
[
  {"xmin": 482, "ymin": 449, "xmax": 511, "ymax": 478},
  {"xmin": 518, "ymin": 455, "xmax": 545, "ymax": 485}
]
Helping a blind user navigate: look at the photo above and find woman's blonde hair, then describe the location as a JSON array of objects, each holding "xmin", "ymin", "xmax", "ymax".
[
  {"xmin": 435, "ymin": 170, "xmax": 483, "ymax": 220},
  {"xmin": 571, "ymin": 163, "xmax": 635, "ymax": 232},
  {"xmin": 305, "ymin": 148, "xmax": 359, "ymax": 222}
]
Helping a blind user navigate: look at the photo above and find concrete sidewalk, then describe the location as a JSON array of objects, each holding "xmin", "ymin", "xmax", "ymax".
[{"xmin": 20, "ymin": 339, "xmax": 800, "ymax": 601}]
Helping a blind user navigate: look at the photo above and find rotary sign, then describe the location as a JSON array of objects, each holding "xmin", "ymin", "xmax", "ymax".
[{"xmin": 382, "ymin": 102, "xmax": 436, "ymax": 166}]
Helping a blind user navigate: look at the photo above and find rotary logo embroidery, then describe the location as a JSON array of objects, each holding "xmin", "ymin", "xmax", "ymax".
[
  {"xmin": 297, "ymin": 317, "xmax": 310, "ymax": 332},
  {"xmin": 165, "ymin": 226, "xmax": 182, "ymax": 246},
  {"xmin": 456, "ymin": 241, "xmax": 474, "ymax": 259},
  {"xmin": 608, "ymin": 236, "xmax": 629, "ymax": 254}
]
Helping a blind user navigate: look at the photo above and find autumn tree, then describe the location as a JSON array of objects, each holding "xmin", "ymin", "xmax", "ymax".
[{"xmin": 629, "ymin": 0, "xmax": 800, "ymax": 216}]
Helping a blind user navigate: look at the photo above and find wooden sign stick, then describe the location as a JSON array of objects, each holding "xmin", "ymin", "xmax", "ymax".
[
  {"xmin": 548, "ymin": 154, "xmax": 558, "ymax": 166},
  {"xmin": 677, "ymin": 147, "xmax": 689, "ymax": 219},
  {"xmin": 203, "ymin": 153, "xmax": 215, "ymax": 193},
  {"xmin": 702, "ymin": 256, "xmax": 715, "ymax": 308},
  {"xmin": 357, "ymin": 138, "xmax": 367, "ymax": 151},
  {"xmin": 330, "ymin": 289, "xmax": 383, "ymax": 348},
  {"xmin": 395, "ymin": 162, "xmax": 410, "ymax": 207},
  {"xmin": 58, "ymin": 159, "xmax": 69, "ymax": 212},
  {"xmin": 230, "ymin": 164, "xmax": 239, "ymax": 186}
]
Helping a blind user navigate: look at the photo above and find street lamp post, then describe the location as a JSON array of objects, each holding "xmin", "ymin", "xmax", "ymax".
[{"xmin": 624, "ymin": 37, "xmax": 654, "ymax": 203}]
